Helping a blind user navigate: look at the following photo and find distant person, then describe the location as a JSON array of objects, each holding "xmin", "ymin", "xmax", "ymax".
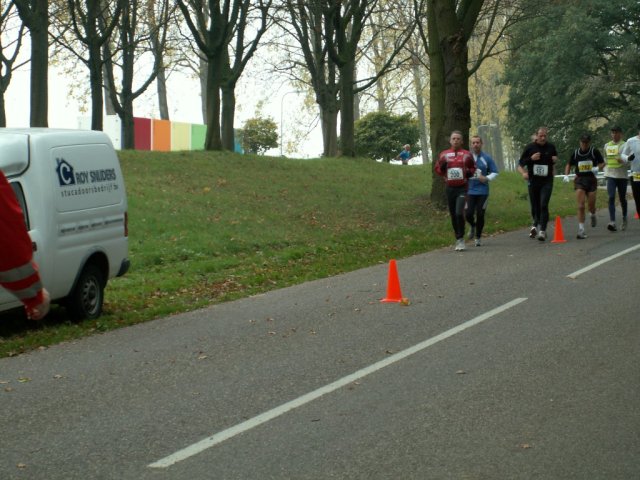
[
  {"xmin": 465, "ymin": 135, "xmax": 498, "ymax": 247},
  {"xmin": 603, "ymin": 125, "xmax": 629, "ymax": 231},
  {"xmin": 563, "ymin": 133, "xmax": 605, "ymax": 239},
  {"xmin": 620, "ymin": 122, "xmax": 640, "ymax": 222},
  {"xmin": 0, "ymin": 171, "xmax": 50, "ymax": 320},
  {"xmin": 396, "ymin": 144, "xmax": 411, "ymax": 165},
  {"xmin": 435, "ymin": 131, "xmax": 476, "ymax": 251},
  {"xmin": 517, "ymin": 126, "xmax": 558, "ymax": 241}
]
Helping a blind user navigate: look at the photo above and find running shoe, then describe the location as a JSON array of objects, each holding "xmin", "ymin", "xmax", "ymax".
[
  {"xmin": 537, "ymin": 230, "xmax": 546, "ymax": 242},
  {"xmin": 474, "ymin": 238, "xmax": 482, "ymax": 247},
  {"xmin": 576, "ymin": 229, "xmax": 587, "ymax": 239},
  {"xmin": 529, "ymin": 225, "xmax": 537, "ymax": 238},
  {"xmin": 622, "ymin": 218, "xmax": 627, "ymax": 230},
  {"xmin": 468, "ymin": 226, "xmax": 475, "ymax": 240},
  {"xmin": 590, "ymin": 214, "xmax": 597, "ymax": 228},
  {"xmin": 455, "ymin": 238, "xmax": 466, "ymax": 251},
  {"xmin": 607, "ymin": 222, "xmax": 617, "ymax": 232}
]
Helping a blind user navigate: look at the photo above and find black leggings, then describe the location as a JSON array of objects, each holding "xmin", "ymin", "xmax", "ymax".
[
  {"xmin": 528, "ymin": 180, "xmax": 554, "ymax": 231},
  {"xmin": 607, "ymin": 177, "xmax": 628, "ymax": 221},
  {"xmin": 466, "ymin": 194, "xmax": 489, "ymax": 238},
  {"xmin": 446, "ymin": 186, "xmax": 467, "ymax": 240},
  {"xmin": 631, "ymin": 178, "xmax": 640, "ymax": 217}
]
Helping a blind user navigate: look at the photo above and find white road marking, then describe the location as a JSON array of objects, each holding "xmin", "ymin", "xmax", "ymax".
[
  {"xmin": 149, "ymin": 297, "xmax": 527, "ymax": 468},
  {"xmin": 567, "ymin": 244, "xmax": 640, "ymax": 279}
]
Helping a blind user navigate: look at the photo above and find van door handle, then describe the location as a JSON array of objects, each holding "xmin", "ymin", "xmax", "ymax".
[{"xmin": 32, "ymin": 241, "xmax": 37, "ymax": 252}]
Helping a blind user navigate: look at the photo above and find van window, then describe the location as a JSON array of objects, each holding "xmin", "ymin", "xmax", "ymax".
[{"xmin": 9, "ymin": 181, "xmax": 30, "ymax": 230}]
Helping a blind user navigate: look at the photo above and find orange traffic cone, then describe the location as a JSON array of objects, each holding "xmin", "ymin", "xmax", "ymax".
[
  {"xmin": 381, "ymin": 259, "xmax": 404, "ymax": 303},
  {"xmin": 635, "ymin": 212, "xmax": 639, "ymax": 219},
  {"xmin": 551, "ymin": 216, "xmax": 567, "ymax": 243}
]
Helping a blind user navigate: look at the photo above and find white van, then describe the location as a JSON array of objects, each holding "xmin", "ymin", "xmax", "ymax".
[{"xmin": 0, "ymin": 128, "xmax": 129, "ymax": 320}]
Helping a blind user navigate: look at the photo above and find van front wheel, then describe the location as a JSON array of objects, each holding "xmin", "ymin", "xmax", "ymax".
[{"xmin": 66, "ymin": 264, "xmax": 105, "ymax": 321}]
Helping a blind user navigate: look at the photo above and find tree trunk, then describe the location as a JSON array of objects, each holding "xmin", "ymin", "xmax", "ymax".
[
  {"xmin": 320, "ymin": 104, "xmax": 339, "ymax": 157},
  {"xmin": 339, "ymin": 59, "xmax": 356, "ymax": 157},
  {"xmin": 204, "ymin": 56, "xmax": 222, "ymax": 150},
  {"xmin": 89, "ymin": 43, "xmax": 104, "ymax": 131},
  {"xmin": 427, "ymin": 4, "xmax": 446, "ymax": 208},
  {"xmin": 412, "ymin": 57, "xmax": 429, "ymax": 164},
  {"xmin": 0, "ymin": 94, "xmax": 6, "ymax": 127},
  {"xmin": 199, "ymin": 57, "xmax": 208, "ymax": 124},
  {"xmin": 28, "ymin": 4, "xmax": 48, "ymax": 127},
  {"xmin": 121, "ymin": 98, "xmax": 135, "ymax": 149},
  {"xmin": 102, "ymin": 60, "xmax": 117, "ymax": 116},
  {"xmin": 441, "ymin": 33, "xmax": 471, "ymax": 141},
  {"xmin": 221, "ymin": 83, "xmax": 235, "ymax": 151},
  {"xmin": 156, "ymin": 62, "xmax": 170, "ymax": 120}
]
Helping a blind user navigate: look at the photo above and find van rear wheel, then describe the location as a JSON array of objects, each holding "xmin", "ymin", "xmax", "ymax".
[{"xmin": 66, "ymin": 264, "xmax": 105, "ymax": 321}]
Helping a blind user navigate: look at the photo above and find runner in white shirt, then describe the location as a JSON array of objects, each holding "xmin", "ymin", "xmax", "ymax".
[
  {"xmin": 619, "ymin": 122, "xmax": 640, "ymax": 222},
  {"xmin": 603, "ymin": 126, "xmax": 629, "ymax": 231}
]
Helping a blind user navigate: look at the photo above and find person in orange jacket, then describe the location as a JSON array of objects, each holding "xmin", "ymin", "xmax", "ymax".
[{"xmin": 0, "ymin": 171, "xmax": 50, "ymax": 320}]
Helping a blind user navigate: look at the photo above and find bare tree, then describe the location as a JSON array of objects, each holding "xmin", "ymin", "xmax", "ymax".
[
  {"xmin": 279, "ymin": 0, "xmax": 414, "ymax": 157},
  {"xmin": 102, "ymin": 0, "xmax": 171, "ymax": 148},
  {"xmin": 177, "ymin": 0, "xmax": 272, "ymax": 151},
  {"xmin": 50, "ymin": 0, "xmax": 122, "ymax": 131},
  {"xmin": 282, "ymin": 0, "xmax": 340, "ymax": 156},
  {"xmin": 146, "ymin": 0, "xmax": 181, "ymax": 120},
  {"xmin": 323, "ymin": 0, "xmax": 415, "ymax": 157},
  {"xmin": 13, "ymin": 0, "xmax": 49, "ymax": 126},
  {"xmin": 0, "ymin": 2, "xmax": 27, "ymax": 126},
  {"xmin": 324, "ymin": 0, "xmax": 415, "ymax": 157}
]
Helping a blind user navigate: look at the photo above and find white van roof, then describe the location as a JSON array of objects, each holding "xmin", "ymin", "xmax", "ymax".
[{"xmin": 0, "ymin": 128, "xmax": 114, "ymax": 177}]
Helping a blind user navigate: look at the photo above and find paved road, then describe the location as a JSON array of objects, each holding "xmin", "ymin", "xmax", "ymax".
[{"xmin": 1, "ymin": 211, "xmax": 639, "ymax": 479}]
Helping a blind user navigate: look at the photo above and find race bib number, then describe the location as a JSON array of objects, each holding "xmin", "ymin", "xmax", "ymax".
[
  {"xmin": 447, "ymin": 168, "xmax": 463, "ymax": 180},
  {"xmin": 605, "ymin": 145, "xmax": 619, "ymax": 157},
  {"xmin": 533, "ymin": 164, "xmax": 548, "ymax": 176},
  {"xmin": 578, "ymin": 160, "xmax": 593, "ymax": 172},
  {"xmin": 633, "ymin": 172, "xmax": 640, "ymax": 182}
]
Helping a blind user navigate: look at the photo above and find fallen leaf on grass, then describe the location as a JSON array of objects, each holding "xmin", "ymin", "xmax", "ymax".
[
  {"xmin": 17, "ymin": 377, "xmax": 31, "ymax": 383},
  {"xmin": 456, "ymin": 370, "xmax": 466, "ymax": 375}
]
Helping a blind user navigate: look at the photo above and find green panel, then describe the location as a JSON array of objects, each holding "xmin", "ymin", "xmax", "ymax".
[{"xmin": 191, "ymin": 124, "xmax": 207, "ymax": 151}]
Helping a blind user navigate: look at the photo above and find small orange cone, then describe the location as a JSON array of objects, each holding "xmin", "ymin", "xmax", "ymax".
[
  {"xmin": 381, "ymin": 259, "xmax": 404, "ymax": 303},
  {"xmin": 551, "ymin": 216, "xmax": 567, "ymax": 243},
  {"xmin": 635, "ymin": 212, "xmax": 639, "ymax": 219}
]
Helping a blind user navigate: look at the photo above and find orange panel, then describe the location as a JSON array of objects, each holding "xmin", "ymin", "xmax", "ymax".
[{"xmin": 152, "ymin": 119, "xmax": 171, "ymax": 151}]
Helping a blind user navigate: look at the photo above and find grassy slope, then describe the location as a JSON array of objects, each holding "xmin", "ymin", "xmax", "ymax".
[{"xmin": 0, "ymin": 151, "xmax": 575, "ymax": 356}]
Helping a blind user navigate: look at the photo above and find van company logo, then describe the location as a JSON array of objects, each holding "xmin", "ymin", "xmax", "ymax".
[{"xmin": 56, "ymin": 158, "xmax": 76, "ymax": 186}]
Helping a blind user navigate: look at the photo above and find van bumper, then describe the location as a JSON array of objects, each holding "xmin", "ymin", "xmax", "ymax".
[{"xmin": 117, "ymin": 259, "xmax": 130, "ymax": 277}]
